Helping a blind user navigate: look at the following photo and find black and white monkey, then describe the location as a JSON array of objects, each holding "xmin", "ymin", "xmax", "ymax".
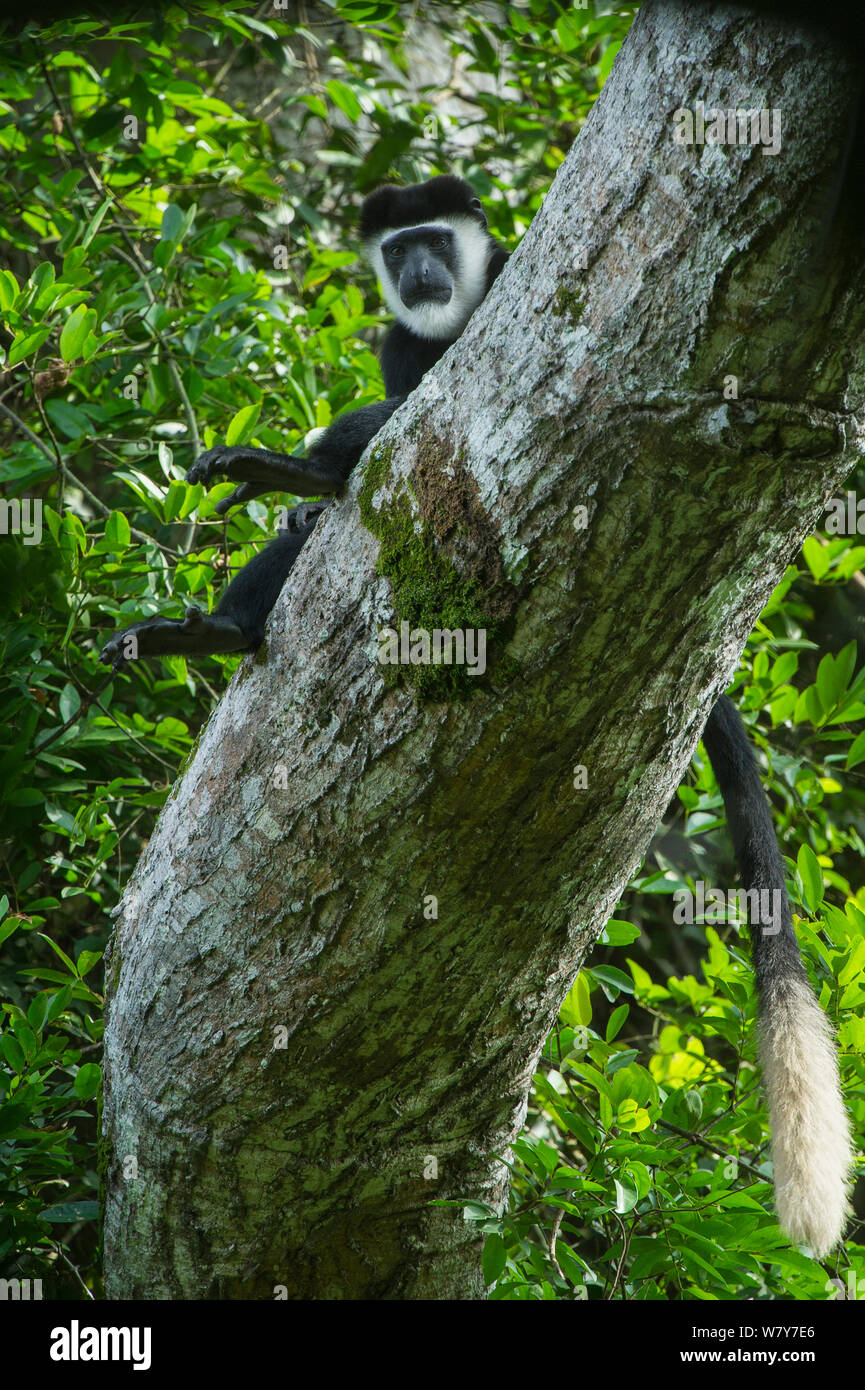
[
  {"xmin": 100, "ymin": 176, "xmax": 508, "ymax": 665},
  {"xmin": 99, "ymin": 174, "xmax": 851, "ymax": 1257}
]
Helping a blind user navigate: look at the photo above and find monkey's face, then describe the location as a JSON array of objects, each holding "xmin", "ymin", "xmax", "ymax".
[
  {"xmin": 367, "ymin": 210, "xmax": 493, "ymax": 340},
  {"xmin": 380, "ymin": 225, "xmax": 456, "ymax": 310}
]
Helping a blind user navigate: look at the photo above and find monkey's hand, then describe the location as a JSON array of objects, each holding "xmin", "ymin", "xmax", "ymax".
[
  {"xmin": 99, "ymin": 607, "xmax": 249, "ymax": 668},
  {"xmin": 186, "ymin": 444, "xmax": 341, "ymax": 498},
  {"xmin": 186, "ymin": 446, "xmax": 260, "ymax": 488},
  {"xmin": 280, "ymin": 501, "xmax": 331, "ymax": 532},
  {"xmin": 213, "ymin": 481, "xmax": 274, "ymax": 516}
]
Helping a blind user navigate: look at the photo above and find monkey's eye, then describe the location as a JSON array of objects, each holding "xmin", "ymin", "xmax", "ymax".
[
  {"xmin": 387, "ymin": 243, "xmax": 405, "ymax": 258},
  {"xmin": 431, "ymin": 235, "xmax": 448, "ymax": 249}
]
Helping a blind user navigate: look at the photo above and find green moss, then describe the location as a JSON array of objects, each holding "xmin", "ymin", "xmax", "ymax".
[
  {"xmin": 359, "ymin": 441, "xmax": 395, "ymax": 506},
  {"xmin": 552, "ymin": 284, "xmax": 584, "ymax": 326},
  {"xmin": 176, "ymin": 724, "xmax": 205, "ymax": 777},
  {"xmin": 358, "ymin": 435, "xmax": 519, "ymax": 699}
]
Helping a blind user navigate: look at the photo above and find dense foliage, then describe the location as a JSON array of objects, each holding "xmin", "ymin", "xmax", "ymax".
[{"xmin": 0, "ymin": 0, "xmax": 861, "ymax": 1301}]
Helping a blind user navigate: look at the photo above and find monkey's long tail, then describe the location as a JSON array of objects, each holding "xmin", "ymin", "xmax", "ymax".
[{"xmin": 702, "ymin": 695, "xmax": 852, "ymax": 1258}]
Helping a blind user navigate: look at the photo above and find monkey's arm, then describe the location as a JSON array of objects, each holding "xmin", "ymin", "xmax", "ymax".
[
  {"xmin": 101, "ymin": 399, "xmax": 406, "ymax": 667},
  {"xmin": 188, "ymin": 398, "xmax": 406, "ymax": 513},
  {"xmin": 100, "ymin": 506, "xmax": 323, "ymax": 668},
  {"xmin": 99, "ymin": 606, "xmax": 250, "ymax": 667}
]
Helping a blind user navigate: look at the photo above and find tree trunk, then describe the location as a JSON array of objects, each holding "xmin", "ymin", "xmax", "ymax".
[{"xmin": 102, "ymin": 0, "xmax": 865, "ymax": 1298}]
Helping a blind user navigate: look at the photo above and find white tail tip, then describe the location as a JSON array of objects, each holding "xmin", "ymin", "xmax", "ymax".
[{"xmin": 760, "ymin": 974, "xmax": 853, "ymax": 1259}]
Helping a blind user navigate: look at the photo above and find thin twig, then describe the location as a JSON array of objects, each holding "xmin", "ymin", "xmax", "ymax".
[
  {"xmin": 548, "ymin": 1206, "xmax": 565, "ymax": 1280},
  {"xmin": 53, "ymin": 1243, "xmax": 95, "ymax": 1301}
]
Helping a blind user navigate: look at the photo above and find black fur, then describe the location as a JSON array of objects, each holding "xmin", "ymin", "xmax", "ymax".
[
  {"xmin": 702, "ymin": 694, "xmax": 808, "ymax": 998},
  {"xmin": 360, "ymin": 174, "xmax": 489, "ymax": 241}
]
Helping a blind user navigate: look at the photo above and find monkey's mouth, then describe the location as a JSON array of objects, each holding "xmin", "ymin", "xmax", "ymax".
[{"xmin": 401, "ymin": 287, "xmax": 453, "ymax": 309}]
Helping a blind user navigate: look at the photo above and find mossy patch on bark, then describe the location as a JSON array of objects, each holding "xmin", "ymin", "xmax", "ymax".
[
  {"xmin": 552, "ymin": 284, "xmax": 584, "ymax": 326},
  {"xmin": 358, "ymin": 434, "xmax": 519, "ymax": 698}
]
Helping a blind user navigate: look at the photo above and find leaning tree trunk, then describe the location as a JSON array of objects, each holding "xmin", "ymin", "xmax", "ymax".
[{"xmin": 102, "ymin": 0, "xmax": 865, "ymax": 1298}]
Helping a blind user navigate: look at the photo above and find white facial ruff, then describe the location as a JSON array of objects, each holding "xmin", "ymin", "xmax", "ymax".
[{"xmin": 364, "ymin": 214, "xmax": 493, "ymax": 340}]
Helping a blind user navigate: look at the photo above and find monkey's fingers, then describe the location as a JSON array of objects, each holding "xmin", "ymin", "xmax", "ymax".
[
  {"xmin": 214, "ymin": 482, "xmax": 273, "ymax": 515},
  {"xmin": 280, "ymin": 501, "xmax": 331, "ymax": 532},
  {"xmin": 99, "ymin": 608, "xmax": 250, "ymax": 663},
  {"xmin": 186, "ymin": 445, "xmax": 236, "ymax": 487},
  {"xmin": 99, "ymin": 610, "xmax": 205, "ymax": 666},
  {"xmin": 186, "ymin": 444, "xmax": 342, "ymax": 496}
]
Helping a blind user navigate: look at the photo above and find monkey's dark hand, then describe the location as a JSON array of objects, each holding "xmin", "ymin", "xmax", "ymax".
[
  {"xmin": 186, "ymin": 445, "xmax": 257, "ymax": 488},
  {"xmin": 213, "ymin": 481, "xmax": 273, "ymax": 516},
  {"xmin": 280, "ymin": 501, "xmax": 331, "ymax": 532},
  {"xmin": 99, "ymin": 606, "xmax": 249, "ymax": 668},
  {"xmin": 186, "ymin": 444, "xmax": 342, "ymax": 498}
]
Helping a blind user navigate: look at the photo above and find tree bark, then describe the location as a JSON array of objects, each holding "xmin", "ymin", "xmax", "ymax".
[{"xmin": 102, "ymin": 0, "xmax": 865, "ymax": 1299}]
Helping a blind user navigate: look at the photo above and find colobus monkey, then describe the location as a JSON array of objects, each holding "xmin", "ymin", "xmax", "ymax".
[
  {"xmin": 99, "ymin": 174, "xmax": 851, "ymax": 1258},
  {"xmin": 100, "ymin": 176, "xmax": 508, "ymax": 664}
]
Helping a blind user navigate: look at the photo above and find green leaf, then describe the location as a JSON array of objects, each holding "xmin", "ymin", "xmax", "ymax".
[
  {"xmin": 560, "ymin": 971, "xmax": 592, "ymax": 1026},
  {"xmin": 29, "ymin": 260, "xmax": 55, "ymax": 299},
  {"xmin": 606, "ymin": 1004, "xmax": 629, "ymax": 1042},
  {"xmin": 76, "ymin": 949, "xmax": 102, "ymax": 978},
  {"xmin": 716, "ymin": 1193, "xmax": 766, "ymax": 1211},
  {"xmin": 44, "ymin": 399, "xmax": 91, "ymax": 439},
  {"xmin": 614, "ymin": 1176, "xmax": 639, "ymax": 1212},
  {"xmin": 59, "ymin": 684, "xmax": 81, "ymax": 722},
  {"xmin": 769, "ymin": 687, "xmax": 797, "ymax": 725},
  {"xmin": 326, "ymin": 79, "xmax": 363, "ymax": 121},
  {"xmin": 600, "ymin": 919, "xmax": 641, "ymax": 946},
  {"xmin": 160, "ymin": 203, "xmax": 184, "ymax": 243},
  {"xmin": 0, "ymin": 917, "xmax": 21, "ymax": 948},
  {"xmin": 59, "ymin": 305, "xmax": 96, "ymax": 362},
  {"xmin": 816, "ymin": 648, "xmax": 852, "ymax": 713},
  {"xmin": 770, "ymin": 651, "xmax": 798, "ymax": 687},
  {"xmin": 615, "ymin": 1099, "xmax": 650, "ymax": 1134},
  {"xmin": 73, "ymin": 1062, "xmax": 101, "ymax": 1100},
  {"xmin": 802, "ymin": 536, "xmax": 830, "ymax": 581},
  {"xmin": 80, "ymin": 197, "xmax": 112, "ymax": 249},
  {"xmin": 105, "ymin": 510, "xmax": 131, "ymax": 551},
  {"xmin": 0, "ymin": 268, "xmax": 19, "ymax": 310},
  {"xmin": 482, "ymin": 1232, "xmax": 508, "ymax": 1285},
  {"xmin": 794, "ymin": 685, "xmax": 823, "ymax": 726},
  {"xmin": 571, "ymin": 1062, "xmax": 614, "ymax": 1105},
  {"xmin": 36, "ymin": 932, "xmax": 78, "ymax": 977},
  {"xmin": 38, "ymin": 1201, "xmax": 100, "ymax": 1223},
  {"xmin": 225, "ymin": 402, "xmax": 261, "ymax": 447},
  {"xmin": 797, "ymin": 844, "xmax": 824, "ymax": 914},
  {"xmin": 8, "ymin": 326, "xmax": 52, "ymax": 366},
  {"xmin": 43, "ymin": 984, "xmax": 75, "ymax": 1028},
  {"xmin": 598, "ymin": 39, "xmax": 622, "ymax": 81},
  {"xmin": 0, "ymin": 1034, "xmax": 26, "ymax": 1072},
  {"xmin": 27, "ymin": 992, "xmax": 50, "ymax": 1032},
  {"xmin": 302, "ymin": 94, "xmax": 328, "ymax": 119},
  {"xmin": 590, "ymin": 965, "xmax": 635, "ymax": 996},
  {"xmin": 846, "ymin": 729, "xmax": 865, "ymax": 770}
]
